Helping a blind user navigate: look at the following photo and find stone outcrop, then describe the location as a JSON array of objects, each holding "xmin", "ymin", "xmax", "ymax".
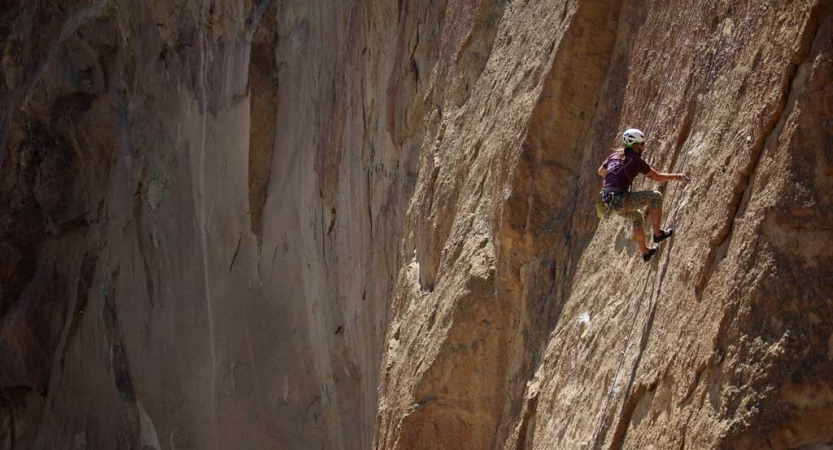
[
  {"xmin": 1, "ymin": 0, "xmax": 411, "ymax": 448},
  {"xmin": 375, "ymin": 0, "xmax": 833, "ymax": 449},
  {"xmin": 0, "ymin": 0, "xmax": 831, "ymax": 449}
]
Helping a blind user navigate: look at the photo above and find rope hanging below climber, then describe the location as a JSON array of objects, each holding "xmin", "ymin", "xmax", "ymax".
[{"xmin": 595, "ymin": 128, "xmax": 691, "ymax": 262}]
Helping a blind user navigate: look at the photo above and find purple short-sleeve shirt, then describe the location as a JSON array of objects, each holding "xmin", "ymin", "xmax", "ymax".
[{"xmin": 601, "ymin": 150, "xmax": 652, "ymax": 190}]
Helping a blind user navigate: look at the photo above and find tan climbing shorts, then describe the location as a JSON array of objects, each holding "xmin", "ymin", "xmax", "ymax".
[{"xmin": 614, "ymin": 190, "xmax": 663, "ymax": 231}]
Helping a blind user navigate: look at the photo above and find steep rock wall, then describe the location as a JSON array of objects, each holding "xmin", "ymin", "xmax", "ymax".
[
  {"xmin": 376, "ymin": 0, "xmax": 833, "ymax": 449},
  {"xmin": 0, "ymin": 0, "xmax": 417, "ymax": 448},
  {"xmin": 0, "ymin": 0, "xmax": 830, "ymax": 449}
]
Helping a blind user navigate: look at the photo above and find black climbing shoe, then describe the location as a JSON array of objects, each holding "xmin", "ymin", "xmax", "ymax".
[
  {"xmin": 642, "ymin": 246, "xmax": 657, "ymax": 262},
  {"xmin": 653, "ymin": 229, "xmax": 673, "ymax": 244}
]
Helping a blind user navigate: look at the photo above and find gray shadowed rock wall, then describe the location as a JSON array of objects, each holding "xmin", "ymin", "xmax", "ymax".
[
  {"xmin": 0, "ymin": 0, "xmax": 831, "ymax": 450},
  {"xmin": 1, "ymin": 0, "xmax": 412, "ymax": 448}
]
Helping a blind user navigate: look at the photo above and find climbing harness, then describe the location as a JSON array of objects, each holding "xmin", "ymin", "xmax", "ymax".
[
  {"xmin": 589, "ymin": 0, "xmax": 751, "ymax": 443},
  {"xmin": 596, "ymin": 188, "xmax": 627, "ymax": 219},
  {"xmin": 588, "ymin": 0, "xmax": 729, "ymax": 446}
]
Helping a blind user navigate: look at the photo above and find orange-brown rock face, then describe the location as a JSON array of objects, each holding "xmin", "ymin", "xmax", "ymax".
[
  {"xmin": 376, "ymin": 0, "xmax": 833, "ymax": 449},
  {"xmin": 0, "ymin": 0, "xmax": 831, "ymax": 450}
]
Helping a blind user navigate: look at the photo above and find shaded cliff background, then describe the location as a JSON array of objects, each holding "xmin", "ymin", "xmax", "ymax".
[{"xmin": 0, "ymin": 0, "xmax": 830, "ymax": 449}]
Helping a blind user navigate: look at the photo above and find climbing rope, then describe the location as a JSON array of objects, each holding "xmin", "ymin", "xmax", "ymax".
[
  {"xmin": 588, "ymin": 0, "xmax": 711, "ymax": 447},
  {"xmin": 588, "ymin": 1, "xmax": 759, "ymax": 447},
  {"xmin": 589, "ymin": 1, "xmax": 773, "ymax": 447},
  {"xmin": 588, "ymin": 265, "xmax": 654, "ymax": 449}
]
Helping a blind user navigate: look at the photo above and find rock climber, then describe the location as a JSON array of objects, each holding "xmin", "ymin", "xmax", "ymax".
[{"xmin": 597, "ymin": 128, "xmax": 691, "ymax": 262}]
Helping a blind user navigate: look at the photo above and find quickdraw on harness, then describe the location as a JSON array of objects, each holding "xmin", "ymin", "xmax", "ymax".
[
  {"xmin": 596, "ymin": 189, "xmax": 627, "ymax": 219},
  {"xmin": 589, "ymin": 0, "xmax": 741, "ymax": 446}
]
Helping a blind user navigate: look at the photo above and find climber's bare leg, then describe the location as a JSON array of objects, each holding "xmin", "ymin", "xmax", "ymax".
[
  {"xmin": 634, "ymin": 228, "xmax": 650, "ymax": 255},
  {"xmin": 649, "ymin": 208, "xmax": 662, "ymax": 236}
]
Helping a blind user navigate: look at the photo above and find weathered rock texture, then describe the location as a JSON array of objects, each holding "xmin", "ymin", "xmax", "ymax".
[
  {"xmin": 0, "ymin": 0, "xmax": 412, "ymax": 448},
  {"xmin": 0, "ymin": 0, "xmax": 830, "ymax": 449},
  {"xmin": 375, "ymin": 0, "xmax": 833, "ymax": 449}
]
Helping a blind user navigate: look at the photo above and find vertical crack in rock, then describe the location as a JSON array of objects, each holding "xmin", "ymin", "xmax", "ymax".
[
  {"xmin": 711, "ymin": 4, "xmax": 833, "ymax": 447},
  {"xmin": 59, "ymin": 249, "xmax": 98, "ymax": 370},
  {"xmin": 513, "ymin": 394, "xmax": 538, "ymax": 450},
  {"xmin": 1, "ymin": 0, "xmax": 830, "ymax": 449},
  {"xmin": 695, "ymin": 3, "xmax": 827, "ymax": 294},
  {"xmin": 133, "ymin": 182, "xmax": 155, "ymax": 308},
  {"xmin": 0, "ymin": 118, "xmax": 47, "ymax": 317},
  {"xmin": 667, "ymin": 100, "xmax": 695, "ymax": 189},
  {"xmin": 247, "ymin": 0, "xmax": 279, "ymax": 244},
  {"xmin": 326, "ymin": 206, "xmax": 337, "ymax": 236},
  {"xmin": 316, "ymin": 71, "xmax": 347, "ymax": 206},
  {"xmin": 195, "ymin": 3, "xmax": 218, "ymax": 443},
  {"xmin": 499, "ymin": 0, "xmax": 622, "ymax": 445},
  {"xmin": 365, "ymin": 162, "xmax": 374, "ymax": 238},
  {"xmin": 607, "ymin": 292, "xmax": 664, "ymax": 449},
  {"xmin": 608, "ymin": 380, "xmax": 657, "ymax": 450},
  {"xmin": 247, "ymin": 0, "xmax": 276, "ymax": 38},
  {"xmin": 0, "ymin": 397, "xmax": 16, "ymax": 449},
  {"xmin": 385, "ymin": 0, "xmax": 447, "ymax": 146},
  {"xmin": 229, "ymin": 234, "xmax": 243, "ymax": 273},
  {"xmin": 101, "ymin": 266, "xmax": 140, "ymax": 450},
  {"xmin": 401, "ymin": 0, "xmax": 452, "ymax": 291},
  {"xmin": 451, "ymin": 0, "xmax": 508, "ymax": 107}
]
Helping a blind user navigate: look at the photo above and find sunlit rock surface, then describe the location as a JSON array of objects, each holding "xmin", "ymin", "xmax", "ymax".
[{"xmin": 0, "ymin": 0, "xmax": 831, "ymax": 449}]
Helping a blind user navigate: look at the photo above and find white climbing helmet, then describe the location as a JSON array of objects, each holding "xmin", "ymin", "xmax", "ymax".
[{"xmin": 622, "ymin": 128, "xmax": 645, "ymax": 146}]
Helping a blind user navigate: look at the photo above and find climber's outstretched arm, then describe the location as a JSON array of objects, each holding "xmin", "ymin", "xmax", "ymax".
[
  {"xmin": 646, "ymin": 169, "xmax": 690, "ymax": 183},
  {"xmin": 598, "ymin": 166, "xmax": 608, "ymax": 178}
]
